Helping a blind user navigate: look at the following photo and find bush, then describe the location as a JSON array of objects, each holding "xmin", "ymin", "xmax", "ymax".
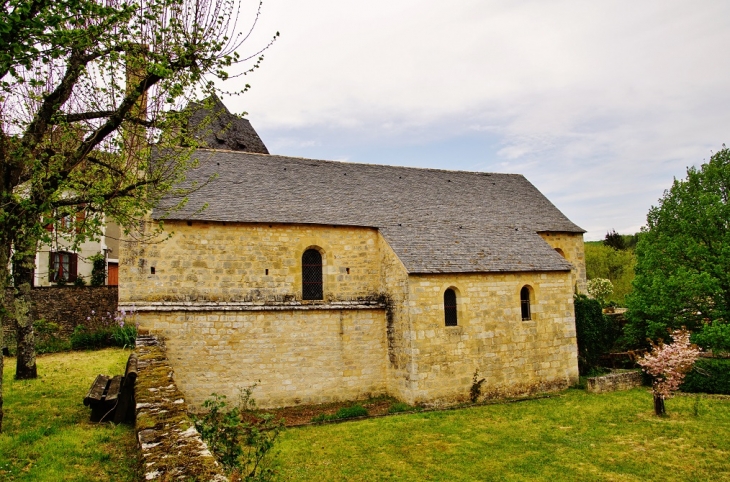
[
  {"xmin": 587, "ymin": 278, "xmax": 614, "ymax": 307},
  {"xmin": 193, "ymin": 387, "xmax": 283, "ymax": 480},
  {"xmin": 312, "ymin": 404, "xmax": 369, "ymax": 422},
  {"xmin": 90, "ymin": 253, "xmax": 106, "ymax": 286},
  {"xmin": 574, "ymin": 294, "xmax": 620, "ymax": 375},
  {"xmin": 111, "ymin": 324, "xmax": 137, "ymax": 348},
  {"xmin": 388, "ymin": 402, "xmax": 414, "ymax": 414},
  {"xmin": 70, "ymin": 325, "xmax": 113, "ymax": 350},
  {"xmin": 691, "ymin": 322, "xmax": 730, "ymax": 355},
  {"xmin": 34, "ymin": 319, "xmax": 71, "ymax": 354},
  {"xmin": 680, "ymin": 358, "xmax": 730, "ymax": 395}
]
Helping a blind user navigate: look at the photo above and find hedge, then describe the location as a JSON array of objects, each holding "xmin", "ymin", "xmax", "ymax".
[{"xmin": 680, "ymin": 358, "xmax": 730, "ymax": 395}]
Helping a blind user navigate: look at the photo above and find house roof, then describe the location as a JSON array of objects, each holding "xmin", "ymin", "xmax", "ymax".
[
  {"xmin": 155, "ymin": 150, "xmax": 584, "ymax": 274},
  {"xmin": 185, "ymin": 96, "xmax": 269, "ymax": 154}
]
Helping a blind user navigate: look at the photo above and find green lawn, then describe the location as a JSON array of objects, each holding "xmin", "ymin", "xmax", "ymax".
[
  {"xmin": 273, "ymin": 389, "xmax": 730, "ymax": 481},
  {"xmin": 0, "ymin": 348, "xmax": 137, "ymax": 481},
  {"xmin": 2, "ymin": 350, "xmax": 729, "ymax": 481}
]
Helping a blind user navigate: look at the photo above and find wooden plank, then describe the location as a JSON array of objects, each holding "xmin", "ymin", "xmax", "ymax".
[
  {"xmin": 84, "ymin": 375, "xmax": 110, "ymax": 406},
  {"xmin": 105, "ymin": 375, "xmax": 123, "ymax": 402},
  {"xmin": 114, "ymin": 354, "xmax": 139, "ymax": 424}
]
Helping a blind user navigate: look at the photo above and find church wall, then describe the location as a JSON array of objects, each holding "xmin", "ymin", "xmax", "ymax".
[
  {"xmin": 378, "ymin": 234, "xmax": 416, "ymax": 402},
  {"xmin": 538, "ymin": 232, "xmax": 586, "ymax": 294},
  {"xmin": 135, "ymin": 307, "xmax": 388, "ymax": 408},
  {"xmin": 119, "ymin": 221, "xmax": 382, "ymax": 303},
  {"xmin": 405, "ymin": 271, "xmax": 579, "ymax": 404}
]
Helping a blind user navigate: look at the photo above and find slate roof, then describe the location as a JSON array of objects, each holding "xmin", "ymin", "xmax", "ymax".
[
  {"xmin": 155, "ymin": 150, "xmax": 584, "ymax": 274},
  {"xmin": 185, "ymin": 96, "xmax": 269, "ymax": 154}
]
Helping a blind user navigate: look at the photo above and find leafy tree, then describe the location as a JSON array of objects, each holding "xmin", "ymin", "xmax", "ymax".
[
  {"xmin": 584, "ymin": 242, "xmax": 636, "ymax": 306},
  {"xmin": 0, "ymin": 0, "xmax": 276, "ymax": 432},
  {"xmin": 603, "ymin": 229, "xmax": 626, "ymax": 250},
  {"xmin": 625, "ymin": 147, "xmax": 730, "ymax": 347}
]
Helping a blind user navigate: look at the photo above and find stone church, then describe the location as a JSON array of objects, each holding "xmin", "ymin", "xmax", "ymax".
[{"xmin": 119, "ymin": 99, "xmax": 586, "ymax": 408}]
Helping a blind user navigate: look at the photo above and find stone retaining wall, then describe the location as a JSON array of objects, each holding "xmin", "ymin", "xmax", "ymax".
[
  {"xmin": 2, "ymin": 286, "xmax": 118, "ymax": 345},
  {"xmin": 586, "ymin": 369, "xmax": 643, "ymax": 393},
  {"xmin": 135, "ymin": 334, "xmax": 227, "ymax": 481}
]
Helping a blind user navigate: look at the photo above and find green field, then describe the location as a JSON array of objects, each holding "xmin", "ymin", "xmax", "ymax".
[
  {"xmin": 2, "ymin": 350, "xmax": 729, "ymax": 481},
  {"xmin": 0, "ymin": 349, "xmax": 137, "ymax": 481},
  {"xmin": 273, "ymin": 389, "xmax": 730, "ymax": 481}
]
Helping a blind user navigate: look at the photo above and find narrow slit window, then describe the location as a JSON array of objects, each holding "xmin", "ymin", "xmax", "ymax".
[
  {"xmin": 444, "ymin": 288, "xmax": 458, "ymax": 326},
  {"xmin": 520, "ymin": 286, "xmax": 532, "ymax": 321},
  {"xmin": 302, "ymin": 249, "xmax": 323, "ymax": 300}
]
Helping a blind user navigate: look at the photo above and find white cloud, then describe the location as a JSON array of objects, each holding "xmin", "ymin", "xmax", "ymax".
[{"xmin": 227, "ymin": 0, "xmax": 730, "ymax": 240}]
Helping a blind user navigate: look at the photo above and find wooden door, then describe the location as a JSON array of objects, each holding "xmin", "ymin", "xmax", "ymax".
[{"xmin": 107, "ymin": 262, "xmax": 119, "ymax": 286}]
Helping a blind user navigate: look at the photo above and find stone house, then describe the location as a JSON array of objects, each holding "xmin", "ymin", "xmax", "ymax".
[
  {"xmin": 32, "ymin": 96, "xmax": 266, "ymax": 288},
  {"xmin": 120, "ymin": 113, "xmax": 586, "ymax": 408},
  {"xmin": 34, "ymin": 218, "xmax": 121, "ymax": 286}
]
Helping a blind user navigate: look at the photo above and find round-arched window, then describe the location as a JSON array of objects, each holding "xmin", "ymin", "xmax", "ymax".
[
  {"xmin": 520, "ymin": 286, "xmax": 532, "ymax": 321},
  {"xmin": 444, "ymin": 288, "xmax": 458, "ymax": 326},
  {"xmin": 302, "ymin": 249, "xmax": 323, "ymax": 300}
]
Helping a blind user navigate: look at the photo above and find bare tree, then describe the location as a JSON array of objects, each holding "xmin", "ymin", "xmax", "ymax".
[{"xmin": 0, "ymin": 0, "xmax": 276, "ymax": 431}]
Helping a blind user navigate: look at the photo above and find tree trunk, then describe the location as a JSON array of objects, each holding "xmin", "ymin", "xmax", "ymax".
[
  {"xmin": 0, "ymin": 246, "xmax": 9, "ymax": 433},
  {"xmin": 653, "ymin": 393, "xmax": 666, "ymax": 416},
  {"xmin": 14, "ymin": 245, "xmax": 37, "ymax": 380}
]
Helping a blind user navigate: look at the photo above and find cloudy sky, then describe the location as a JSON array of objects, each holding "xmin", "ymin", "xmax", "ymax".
[{"xmin": 224, "ymin": 0, "xmax": 730, "ymax": 240}]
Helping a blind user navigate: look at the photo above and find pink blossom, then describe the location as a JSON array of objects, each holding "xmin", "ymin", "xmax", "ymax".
[{"xmin": 638, "ymin": 328, "xmax": 701, "ymax": 400}]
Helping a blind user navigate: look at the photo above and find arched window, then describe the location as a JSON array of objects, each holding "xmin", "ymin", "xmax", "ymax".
[
  {"xmin": 302, "ymin": 249, "xmax": 323, "ymax": 300},
  {"xmin": 554, "ymin": 248, "xmax": 565, "ymax": 257},
  {"xmin": 444, "ymin": 288, "xmax": 458, "ymax": 326},
  {"xmin": 520, "ymin": 286, "xmax": 532, "ymax": 321}
]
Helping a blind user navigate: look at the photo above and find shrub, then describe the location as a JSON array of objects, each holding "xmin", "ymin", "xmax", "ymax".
[
  {"xmin": 574, "ymin": 294, "xmax": 620, "ymax": 375},
  {"xmin": 72, "ymin": 307, "xmax": 138, "ymax": 350},
  {"xmin": 312, "ymin": 404, "xmax": 369, "ymax": 423},
  {"xmin": 470, "ymin": 369, "xmax": 485, "ymax": 402},
  {"xmin": 110, "ymin": 324, "xmax": 137, "ymax": 348},
  {"xmin": 680, "ymin": 358, "xmax": 730, "ymax": 395},
  {"xmin": 691, "ymin": 321, "xmax": 730, "ymax": 355},
  {"xmin": 34, "ymin": 318, "xmax": 71, "ymax": 354},
  {"xmin": 89, "ymin": 253, "xmax": 106, "ymax": 286},
  {"xmin": 70, "ymin": 325, "xmax": 113, "ymax": 350},
  {"xmin": 587, "ymin": 278, "xmax": 614, "ymax": 307},
  {"xmin": 193, "ymin": 386, "xmax": 283, "ymax": 480},
  {"xmin": 388, "ymin": 402, "xmax": 413, "ymax": 414}
]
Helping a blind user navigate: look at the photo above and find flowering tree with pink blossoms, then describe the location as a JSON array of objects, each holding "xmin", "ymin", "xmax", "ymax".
[{"xmin": 638, "ymin": 328, "xmax": 701, "ymax": 415}]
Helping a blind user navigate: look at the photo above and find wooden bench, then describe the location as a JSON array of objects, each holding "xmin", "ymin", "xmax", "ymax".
[{"xmin": 83, "ymin": 353, "xmax": 138, "ymax": 423}]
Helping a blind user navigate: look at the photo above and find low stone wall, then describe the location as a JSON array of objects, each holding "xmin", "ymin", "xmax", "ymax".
[
  {"xmin": 2, "ymin": 286, "xmax": 118, "ymax": 346},
  {"xmin": 135, "ymin": 334, "xmax": 227, "ymax": 481},
  {"xmin": 586, "ymin": 369, "xmax": 643, "ymax": 393}
]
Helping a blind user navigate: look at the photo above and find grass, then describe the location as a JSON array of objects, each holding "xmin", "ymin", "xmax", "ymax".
[
  {"xmin": 0, "ymin": 348, "xmax": 138, "ymax": 481},
  {"xmin": 2, "ymin": 350, "xmax": 729, "ymax": 481},
  {"xmin": 311, "ymin": 404, "xmax": 369, "ymax": 423},
  {"xmin": 273, "ymin": 388, "xmax": 730, "ymax": 481}
]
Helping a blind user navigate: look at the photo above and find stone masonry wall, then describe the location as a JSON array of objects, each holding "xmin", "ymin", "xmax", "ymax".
[
  {"xmin": 378, "ymin": 233, "xmax": 415, "ymax": 401},
  {"xmin": 2, "ymin": 286, "xmax": 118, "ymax": 344},
  {"xmin": 119, "ymin": 222, "xmax": 583, "ymax": 408},
  {"xmin": 586, "ymin": 370, "xmax": 643, "ymax": 393},
  {"xmin": 120, "ymin": 221, "xmax": 382, "ymax": 303},
  {"xmin": 135, "ymin": 335, "xmax": 227, "ymax": 481},
  {"xmin": 405, "ymin": 271, "xmax": 579, "ymax": 404},
  {"xmin": 134, "ymin": 307, "xmax": 388, "ymax": 408},
  {"xmin": 538, "ymin": 232, "xmax": 586, "ymax": 294}
]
